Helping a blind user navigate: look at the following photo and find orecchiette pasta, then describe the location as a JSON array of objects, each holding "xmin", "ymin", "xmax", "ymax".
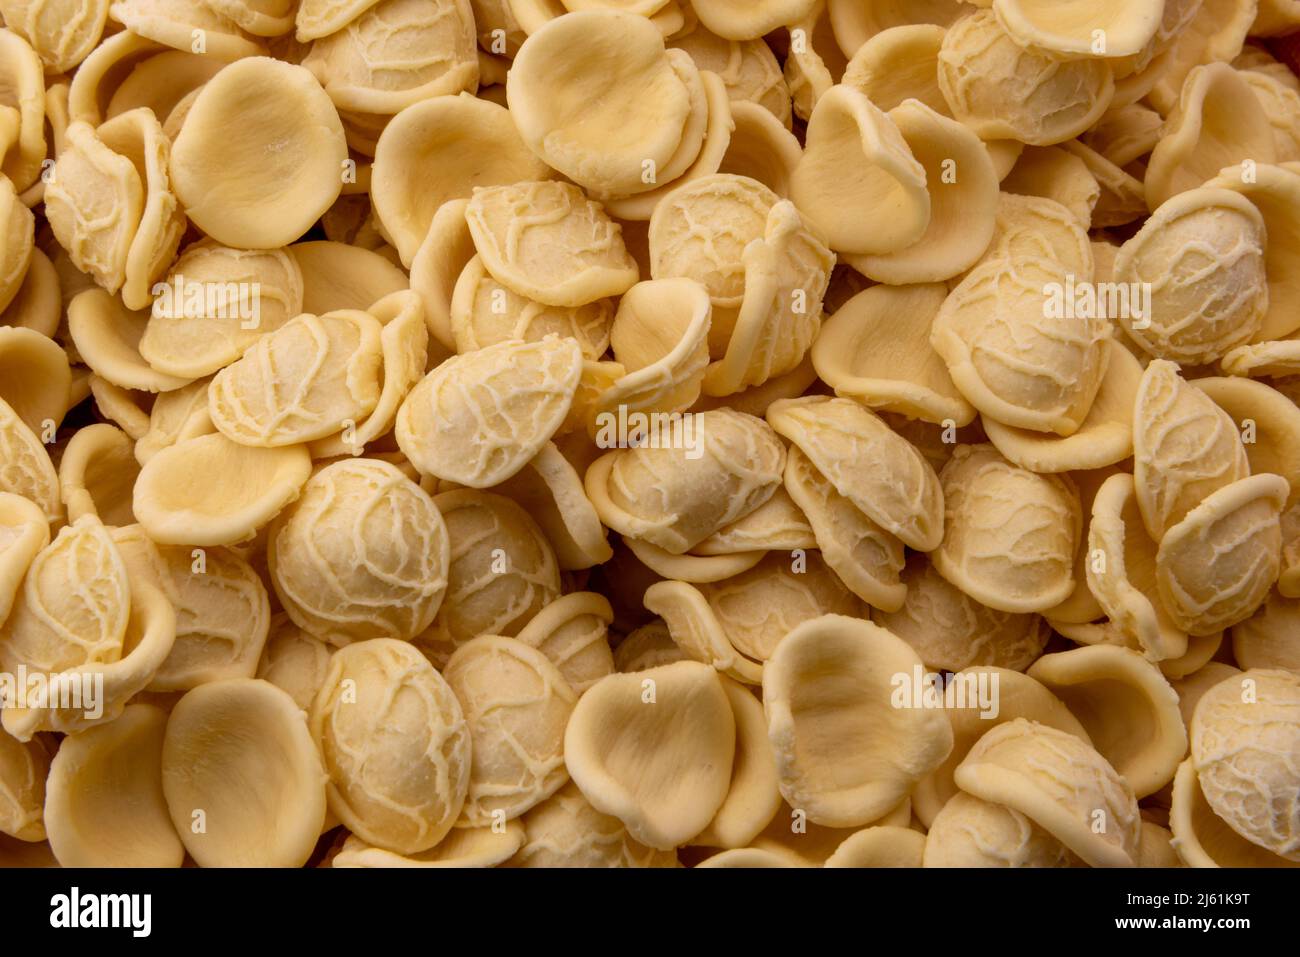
[{"xmin": 3, "ymin": 0, "xmax": 1299, "ymax": 878}]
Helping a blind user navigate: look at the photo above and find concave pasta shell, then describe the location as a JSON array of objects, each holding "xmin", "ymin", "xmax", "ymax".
[
  {"xmin": 309, "ymin": 291, "xmax": 429, "ymax": 457},
  {"xmin": 642, "ymin": 577, "xmax": 763, "ymax": 685},
  {"xmin": 1082, "ymin": 103, "xmax": 1165, "ymax": 170},
  {"xmin": 1145, "ymin": 63, "xmax": 1277, "ymax": 211},
  {"xmin": 416, "ymin": 489, "xmax": 560, "ymax": 663},
  {"xmin": 601, "ymin": 69, "xmax": 734, "ymax": 223},
  {"xmin": 703, "ymin": 549, "xmax": 865, "ymax": 663},
  {"xmin": 134, "ymin": 378, "xmax": 214, "ymax": 465},
  {"xmin": 449, "ymin": 254, "xmax": 612, "ymax": 360},
  {"xmin": 0, "ymin": 516, "xmax": 129, "ymax": 677},
  {"xmin": 294, "ymin": 0, "xmax": 380, "ymax": 41},
  {"xmin": 371, "ymin": 93, "xmax": 551, "ymax": 269},
  {"xmin": 598, "ymin": 277, "xmax": 711, "ymax": 419},
  {"xmin": 842, "ymin": 24, "xmax": 949, "ymax": 115},
  {"xmin": 291, "ymin": 240, "xmax": 408, "ymax": 315},
  {"xmin": 169, "ymin": 57, "xmax": 347, "ymax": 249},
  {"xmin": 310, "ymin": 638, "xmax": 469, "ymax": 854},
  {"xmin": 137, "ymin": 241, "xmax": 305, "ymax": 380},
  {"xmin": 827, "ymin": 0, "xmax": 965, "ymax": 59},
  {"xmin": 604, "ymin": 48, "xmax": 710, "ymax": 205},
  {"xmin": 0, "ymin": 326, "xmax": 71, "ymax": 437},
  {"xmin": 164, "ymin": 678, "xmax": 326, "ymax": 866},
  {"xmin": 970, "ymin": 193, "xmax": 1093, "ymax": 279},
  {"xmin": 506, "ymin": 779, "xmax": 677, "ymax": 868},
  {"xmin": 669, "ymin": 22, "xmax": 790, "ymax": 126},
  {"xmin": 0, "ymin": 29, "xmax": 47, "ymax": 192},
  {"xmin": 1230, "ymin": 588, "xmax": 1300, "ymax": 672},
  {"xmin": 332, "ymin": 821, "xmax": 525, "ymax": 868},
  {"xmin": 0, "ymin": 725, "xmax": 49, "ymax": 841},
  {"xmin": 491, "ymin": 442, "xmax": 613, "ymax": 571},
  {"xmin": 846, "ymin": 99, "xmax": 999, "ymax": 284},
  {"xmin": 133, "ymin": 432, "xmax": 312, "ymax": 545},
  {"xmin": 0, "ymin": 0, "xmax": 110, "ymax": 75},
  {"xmin": 206, "ymin": 0, "xmax": 295, "ymax": 36},
  {"xmin": 0, "ymin": 174, "xmax": 34, "ymax": 315},
  {"xmin": 691, "ymin": 676, "xmax": 782, "ymax": 850},
  {"xmin": 1044, "ymin": 464, "xmax": 1117, "ymax": 627},
  {"xmin": 1240, "ymin": 64, "xmax": 1300, "ymax": 162},
  {"xmin": 626, "ymin": 537, "xmax": 765, "ymax": 588},
  {"xmin": 58, "ymin": 422, "xmax": 140, "ymax": 527},
  {"xmin": 1001, "ymin": 146, "xmax": 1100, "ymax": 229},
  {"xmin": 0, "ymin": 395, "xmax": 61, "ymax": 522},
  {"xmin": 564, "ymin": 660, "xmax": 735, "ymax": 849},
  {"xmin": 68, "ymin": 289, "xmax": 192, "ymax": 394},
  {"xmin": 788, "ymin": 85, "xmax": 929, "ymax": 256},
  {"xmin": 3, "ymin": 560, "xmax": 178, "ymax": 739},
  {"xmin": 255, "ymin": 613, "xmax": 332, "ymax": 710},
  {"xmin": 505, "ymin": 10, "xmax": 692, "ymax": 196},
  {"xmin": 993, "ymin": 0, "xmax": 1163, "ymax": 59},
  {"xmin": 44, "ymin": 120, "xmax": 142, "ymax": 297},
  {"xmin": 715, "ymin": 100, "xmax": 801, "ymax": 197},
  {"xmin": 1170, "ymin": 757, "xmax": 1300, "ymax": 867},
  {"xmin": 66, "ymin": 28, "xmax": 162, "ymax": 128},
  {"xmin": 648, "ymin": 172, "xmax": 776, "ymax": 355},
  {"xmin": 1, "ymin": 247, "xmax": 60, "ymax": 339},
  {"xmin": 1194, "ymin": 376, "xmax": 1300, "ymax": 502},
  {"xmin": 87, "ymin": 377, "xmax": 152, "ymax": 444},
  {"xmin": 811, "ymin": 283, "xmax": 974, "ymax": 426},
  {"xmin": 108, "ymin": 0, "xmax": 265, "ymax": 60},
  {"xmin": 612, "ymin": 619, "xmax": 684, "ymax": 675},
  {"xmin": 1027, "ymin": 645, "xmax": 1187, "ymax": 798},
  {"xmin": 408, "ymin": 198, "xmax": 475, "ymax": 351},
  {"xmin": 1062, "ymin": 140, "xmax": 1148, "ymax": 229},
  {"xmin": 1086, "ymin": 472, "xmax": 1189, "ymax": 662},
  {"xmin": 96, "ymin": 107, "xmax": 186, "ymax": 312},
  {"xmin": 782, "ymin": 446, "xmax": 906, "ymax": 612},
  {"xmin": 513, "ymin": 591, "xmax": 614, "ymax": 694},
  {"xmin": 692, "ymin": 0, "xmax": 817, "ymax": 42},
  {"xmin": 43, "ymin": 703, "xmax": 183, "ymax": 867},
  {"xmin": 692, "ymin": 485, "xmax": 815, "ymax": 556},
  {"xmin": 762, "ymin": 614, "xmax": 953, "ymax": 828},
  {"xmin": 750, "ymin": 796, "xmax": 913, "ymax": 866},
  {"xmin": 823, "ymin": 825, "xmax": 925, "ymax": 868}
]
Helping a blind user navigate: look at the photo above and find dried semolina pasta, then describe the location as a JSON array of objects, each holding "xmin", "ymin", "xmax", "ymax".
[{"xmin": 7, "ymin": 0, "xmax": 1300, "ymax": 877}]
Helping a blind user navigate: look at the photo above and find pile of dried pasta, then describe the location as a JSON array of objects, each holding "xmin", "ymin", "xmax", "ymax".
[{"xmin": 0, "ymin": 0, "xmax": 1299, "ymax": 869}]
